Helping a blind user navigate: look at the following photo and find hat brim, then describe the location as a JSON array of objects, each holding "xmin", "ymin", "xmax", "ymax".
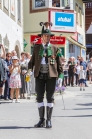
[{"xmin": 38, "ymin": 33, "xmax": 54, "ymax": 37}]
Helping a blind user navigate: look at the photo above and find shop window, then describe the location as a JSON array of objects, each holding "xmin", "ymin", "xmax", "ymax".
[
  {"xmin": 69, "ymin": 44, "xmax": 74, "ymax": 53},
  {"xmin": 17, "ymin": 0, "xmax": 21, "ymax": 22},
  {"xmin": 35, "ymin": 0, "xmax": 45, "ymax": 8},
  {"xmin": 52, "ymin": 0, "xmax": 70, "ymax": 8},
  {"xmin": 11, "ymin": 0, "xmax": 15, "ymax": 16},
  {"xmin": 3, "ymin": 0, "xmax": 9, "ymax": 15},
  {"xmin": 32, "ymin": 0, "xmax": 47, "ymax": 9},
  {"xmin": 79, "ymin": 7, "xmax": 82, "ymax": 27},
  {"xmin": 52, "ymin": 0, "xmax": 60, "ymax": 7},
  {"xmin": 75, "ymin": 3, "xmax": 78, "ymax": 23},
  {"xmin": 3, "ymin": 34, "xmax": 9, "ymax": 52},
  {"xmin": 62, "ymin": 0, "xmax": 70, "ymax": 7},
  {"xmin": 0, "ymin": 0, "xmax": 1, "ymax": 4}
]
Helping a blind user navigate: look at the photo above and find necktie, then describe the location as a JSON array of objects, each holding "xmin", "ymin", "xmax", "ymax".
[{"xmin": 44, "ymin": 44, "xmax": 48, "ymax": 64}]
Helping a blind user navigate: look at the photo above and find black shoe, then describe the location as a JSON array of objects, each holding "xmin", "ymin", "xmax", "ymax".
[
  {"xmin": 1, "ymin": 95, "xmax": 4, "ymax": 99},
  {"xmin": 46, "ymin": 106, "xmax": 53, "ymax": 128},
  {"xmin": 34, "ymin": 119, "xmax": 45, "ymax": 128},
  {"xmin": 34, "ymin": 106, "xmax": 45, "ymax": 128},
  {"xmin": 46, "ymin": 120, "xmax": 52, "ymax": 128},
  {"xmin": 4, "ymin": 97, "xmax": 9, "ymax": 100}
]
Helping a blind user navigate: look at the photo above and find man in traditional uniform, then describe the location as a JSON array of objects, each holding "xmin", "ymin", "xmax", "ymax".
[{"xmin": 28, "ymin": 22, "xmax": 63, "ymax": 128}]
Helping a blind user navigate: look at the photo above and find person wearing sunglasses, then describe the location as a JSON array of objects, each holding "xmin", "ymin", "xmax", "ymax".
[{"xmin": 4, "ymin": 53, "xmax": 12, "ymax": 100}]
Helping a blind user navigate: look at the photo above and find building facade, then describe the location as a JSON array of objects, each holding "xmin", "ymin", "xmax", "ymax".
[
  {"xmin": 23, "ymin": 0, "xmax": 86, "ymax": 60},
  {"xmin": 85, "ymin": 2, "xmax": 92, "ymax": 59},
  {"xmin": 0, "ymin": 0, "xmax": 23, "ymax": 58}
]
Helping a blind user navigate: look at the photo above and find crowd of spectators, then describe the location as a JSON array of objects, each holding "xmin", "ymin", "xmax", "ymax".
[
  {"xmin": 0, "ymin": 44, "xmax": 92, "ymax": 103},
  {"xmin": 62, "ymin": 56, "xmax": 92, "ymax": 91},
  {"xmin": 0, "ymin": 44, "xmax": 32, "ymax": 103}
]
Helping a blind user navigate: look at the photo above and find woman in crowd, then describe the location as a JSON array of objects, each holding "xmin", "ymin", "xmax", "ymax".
[
  {"xmin": 63, "ymin": 59, "xmax": 68, "ymax": 87},
  {"xmin": 75, "ymin": 61, "xmax": 80, "ymax": 86},
  {"xmin": 20, "ymin": 52, "xmax": 28, "ymax": 98},
  {"xmin": 9, "ymin": 56, "xmax": 21, "ymax": 103}
]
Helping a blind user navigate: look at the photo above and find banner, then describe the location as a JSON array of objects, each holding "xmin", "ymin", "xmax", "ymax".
[{"xmin": 30, "ymin": 35, "xmax": 66, "ymax": 45}]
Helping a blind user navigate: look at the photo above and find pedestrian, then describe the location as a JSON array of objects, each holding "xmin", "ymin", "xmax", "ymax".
[
  {"xmin": 87, "ymin": 57, "xmax": 92, "ymax": 84},
  {"xmin": 79, "ymin": 66, "xmax": 86, "ymax": 91},
  {"xmin": 11, "ymin": 50, "xmax": 17, "ymax": 57},
  {"xmin": 20, "ymin": 52, "xmax": 28, "ymax": 99},
  {"xmin": 0, "ymin": 44, "xmax": 6, "ymax": 100},
  {"xmin": 28, "ymin": 22, "xmax": 63, "ymax": 128},
  {"xmin": 63, "ymin": 59, "xmax": 68, "ymax": 87},
  {"xmin": 68, "ymin": 57, "xmax": 75, "ymax": 86},
  {"xmin": 75, "ymin": 61, "xmax": 80, "ymax": 86},
  {"xmin": 80, "ymin": 57, "xmax": 88, "ymax": 87},
  {"xmin": 4, "ymin": 52, "xmax": 12, "ymax": 100},
  {"xmin": 9, "ymin": 56, "xmax": 21, "ymax": 103}
]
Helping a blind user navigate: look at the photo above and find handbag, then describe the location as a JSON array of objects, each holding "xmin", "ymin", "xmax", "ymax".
[{"xmin": 25, "ymin": 74, "xmax": 30, "ymax": 82}]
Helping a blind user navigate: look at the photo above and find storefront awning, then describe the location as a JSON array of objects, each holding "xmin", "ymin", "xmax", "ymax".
[{"xmin": 67, "ymin": 37, "xmax": 86, "ymax": 50}]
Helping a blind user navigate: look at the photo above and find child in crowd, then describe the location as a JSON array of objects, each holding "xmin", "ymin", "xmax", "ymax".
[
  {"xmin": 9, "ymin": 56, "xmax": 21, "ymax": 103},
  {"xmin": 79, "ymin": 66, "xmax": 86, "ymax": 91}
]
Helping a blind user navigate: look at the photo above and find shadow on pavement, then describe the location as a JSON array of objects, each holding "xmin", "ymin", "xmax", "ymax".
[
  {"xmin": 0, "ymin": 126, "xmax": 35, "ymax": 129},
  {"xmin": 53, "ymin": 115, "xmax": 92, "ymax": 118},
  {"xmin": 76, "ymin": 103, "xmax": 92, "ymax": 106},
  {"xmin": 61, "ymin": 108, "xmax": 92, "ymax": 110},
  {"xmin": 73, "ymin": 108, "xmax": 92, "ymax": 110},
  {"xmin": 0, "ymin": 102, "xmax": 12, "ymax": 104}
]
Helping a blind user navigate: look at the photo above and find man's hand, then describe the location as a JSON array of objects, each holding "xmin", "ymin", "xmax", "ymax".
[{"xmin": 57, "ymin": 78, "xmax": 62, "ymax": 87}]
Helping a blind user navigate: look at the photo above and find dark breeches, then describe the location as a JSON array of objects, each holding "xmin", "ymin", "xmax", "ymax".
[{"xmin": 35, "ymin": 77, "xmax": 56, "ymax": 103}]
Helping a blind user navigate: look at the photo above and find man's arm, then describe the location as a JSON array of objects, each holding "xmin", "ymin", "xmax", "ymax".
[
  {"xmin": 1, "ymin": 59, "xmax": 6, "ymax": 81},
  {"xmin": 56, "ymin": 48, "xmax": 63, "ymax": 78},
  {"xmin": 0, "ymin": 44, "xmax": 6, "ymax": 59}
]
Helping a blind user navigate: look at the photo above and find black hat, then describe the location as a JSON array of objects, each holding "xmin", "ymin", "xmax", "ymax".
[{"xmin": 38, "ymin": 22, "xmax": 54, "ymax": 37}]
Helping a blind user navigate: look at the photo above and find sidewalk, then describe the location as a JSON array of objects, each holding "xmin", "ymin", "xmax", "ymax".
[{"xmin": 0, "ymin": 82, "xmax": 92, "ymax": 103}]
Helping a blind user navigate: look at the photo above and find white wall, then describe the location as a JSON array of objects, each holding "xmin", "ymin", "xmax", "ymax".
[{"xmin": 0, "ymin": 0, "xmax": 23, "ymax": 54}]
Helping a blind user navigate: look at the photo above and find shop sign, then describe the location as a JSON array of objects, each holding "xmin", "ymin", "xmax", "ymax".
[
  {"xmin": 30, "ymin": 35, "xmax": 66, "ymax": 45},
  {"xmin": 49, "ymin": 11, "xmax": 76, "ymax": 32},
  {"xmin": 78, "ymin": 33, "xmax": 83, "ymax": 45}
]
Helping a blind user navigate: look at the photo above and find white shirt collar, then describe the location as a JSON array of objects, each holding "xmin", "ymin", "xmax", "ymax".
[{"xmin": 42, "ymin": 42, "xmax": 50, "ymax": 47}]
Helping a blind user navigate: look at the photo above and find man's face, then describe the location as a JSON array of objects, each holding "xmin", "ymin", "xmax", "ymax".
[
  {"xmin": 12, "ymin": 51, "xmax": 17, "ymax": 56},
  {"xmin": 41, "ymin": 34, "xmax": 50, "ymax": 44}
]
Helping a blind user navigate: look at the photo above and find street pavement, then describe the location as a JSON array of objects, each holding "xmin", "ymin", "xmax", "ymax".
[{"xmin": 0, "ymin": 84, "xmax": 92, "ymax": 139}]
